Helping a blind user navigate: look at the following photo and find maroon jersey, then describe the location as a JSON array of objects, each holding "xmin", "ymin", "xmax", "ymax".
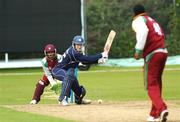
[
  {"xmin": 41, "ymin": 54, "xmax": 62, "ymax": 80},
  {"xmin": 143, "ymin": 15, "xmax": 165, "ymax": 58},
  {"xmin": 46, "ymin": 58, "xmax": 58, "ymax": 71}
]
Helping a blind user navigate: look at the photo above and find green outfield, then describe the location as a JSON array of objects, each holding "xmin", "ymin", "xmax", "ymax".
[{"xmin": 0, "ymin": 65, "xmax": 180, "ymax": 122}]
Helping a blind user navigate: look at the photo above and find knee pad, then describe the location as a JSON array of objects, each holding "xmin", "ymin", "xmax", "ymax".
[
  {"xmin": 38, "ymin": 80, "xmax": 49, "ymax": 86},
  {"xmin": 75, "ymin": 86, "xmax": 86, "ymax": 104},
  {"xmin": 38, "ymin": 80, "xmax": 45, "ymax": 86}
]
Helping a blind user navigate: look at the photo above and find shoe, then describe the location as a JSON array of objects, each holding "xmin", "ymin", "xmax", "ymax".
[
  {"xmin": 81, "ymin": 99, "xmax": 91, "ymax": 104},
  {"xmin": 154, "ymin": 117, "xmax": 160, "ymax": 122},
  {"xmin": 30, "ymin": 100, "xmax": 37, "ymax": 105},
  {"xmin": 147, "ymin": 116, "xmax": 155, "ymax": 122},
  {"xmin": 147, "ymin": 116, "xmax": 160, "ymax": 122},
  {"xmin": 160, "ymin": 110, "xmax": 168, "ymax": 122},
  {"xmin": 61, "ymin": 96, "xmax": 69, "ymax": 106}
]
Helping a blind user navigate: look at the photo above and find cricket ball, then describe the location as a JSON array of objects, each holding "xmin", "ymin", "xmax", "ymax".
[{"xmin": 98, "ymin": 99, "xmax": 102, "ymax": 104}]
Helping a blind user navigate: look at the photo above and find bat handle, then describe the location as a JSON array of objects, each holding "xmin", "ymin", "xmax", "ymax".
[
  {"xmin": 102, "ymin": 50, "xmax": 109, "ymax": 58},
  {"xmin": 103, "ymin": 48, "xmax": 109, "ymax": 54}
]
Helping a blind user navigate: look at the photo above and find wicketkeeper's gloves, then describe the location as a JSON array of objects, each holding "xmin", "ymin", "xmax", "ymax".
[{"xmin": 50, "ymin": 82, "xmax": 60, "ymax": 94}]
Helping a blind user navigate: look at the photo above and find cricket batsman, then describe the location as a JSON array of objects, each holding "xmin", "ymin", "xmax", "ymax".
[
  {"xmin": 30, "ymin": 44, "xmax": 62, "ymax": 104},
  {"xmin": 52, "ymin": 35, "xmax": 108, "ymax": 106},
  {"xmin": 132, "ymin": 4, "xmax": 168, "ymax": 122}
]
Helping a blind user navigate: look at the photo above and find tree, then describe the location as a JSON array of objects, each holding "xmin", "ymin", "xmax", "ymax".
[{"xmin": 86, "ymin": 0, "xmax": 180, "ymax": 58}]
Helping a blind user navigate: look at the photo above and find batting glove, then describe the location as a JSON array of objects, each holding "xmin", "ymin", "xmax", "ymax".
[
  {"xmin": 101, "ymin": 51, "xmax": 108, "ymax": 58},
  {"xmin": 98, "ymin": 57, "xmax": 108, "ymax": 64}
]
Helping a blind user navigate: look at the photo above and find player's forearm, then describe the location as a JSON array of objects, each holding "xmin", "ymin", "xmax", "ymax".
[
  {"xmin": 43, "ymin": 68, "xmax": 56, "ymax": 84},
  {"xmin": 134, "ymin": 30, "xmax": 148, "ymax": 59},
  {"xmin": 47, "ymin": 75, "xmax": 56, "ymax": 84},
  {"xmin": 135, "ymin": 28, "xmax": 148, "ymax": 52},
  {"xmin": 78, "ymin": 53, "xmax": 102, "ymax": 63},
  {"xmin": 42, "ymin": 66, "xmax": 55, "ymax": 83},
  {"xmin": 132, "ymin": 16, "xmax": 149, "ymax": 57}
]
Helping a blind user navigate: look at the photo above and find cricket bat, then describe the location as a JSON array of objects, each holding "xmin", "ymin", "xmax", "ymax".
[{"xmin": 103, "ymin": 30, "xmax": 116, "ymax": 53}]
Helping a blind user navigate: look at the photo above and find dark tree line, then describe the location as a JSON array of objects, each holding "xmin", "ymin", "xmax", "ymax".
[{"xmin": 86, "ymin": 0, "xmax": 180, "ymax": 58}]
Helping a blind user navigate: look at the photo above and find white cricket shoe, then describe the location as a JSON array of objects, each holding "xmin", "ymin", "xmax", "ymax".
[
  {"xmin": 147, "ymin": 116, "xmax": 155, "ymax": 122},
  {"xmin": 81, "ymin": 99, "xmax": 91, "ymax": 104},
  {"xmin": 61, "ymin": 96, "xmax": 69, "ymax": 106},
  {"xmin": 30, "ymin": 100, "xmax": 37, "ymax": 105},
  {"xmin": 154, "ymin": 117, "xmax": 161, "ymax": 122},
  {"xmin": 147, "ymin": 116, "xmax": 160, "ymax": 122},
  {"xmin": 160, "ymin": 110, "xmax": 168, "ymax": 122}
]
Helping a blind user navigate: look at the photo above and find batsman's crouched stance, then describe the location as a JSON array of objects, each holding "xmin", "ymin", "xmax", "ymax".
[{"xmin": 52, "ymin": 35, "xmax": 108, "ymax": 106}]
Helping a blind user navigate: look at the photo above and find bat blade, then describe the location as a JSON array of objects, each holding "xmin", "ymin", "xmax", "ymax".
[{"xmin": 103, "ymin": 30, "xmax": 116, "ymax": 53}]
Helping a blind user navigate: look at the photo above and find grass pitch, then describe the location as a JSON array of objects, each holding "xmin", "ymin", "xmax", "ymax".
[{"xmin": 0, "ymin": 65, "xmax": 180, "ymax": 122}]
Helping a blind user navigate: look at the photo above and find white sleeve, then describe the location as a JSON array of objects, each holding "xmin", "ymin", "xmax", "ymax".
[
  {"xmin": 57, "ymin": 54, "xmax": 63, "ymax": 62},
  {"xmin": 132, "ymin": 16, "xmax": 149, "ymax": 51},
  {"xmin": 41, "ymin": 60, "xmax": 56, "ymax": 84},
  {"xmin": 47, "ymin": 75, "xmax": 55, "ymax": 84}
]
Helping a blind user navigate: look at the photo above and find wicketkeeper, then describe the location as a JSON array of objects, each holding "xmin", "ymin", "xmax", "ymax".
[
  {"xmin": 30, "ymin": 44, "xmax": 62, "ymax": 104},
  {"xmin": 52, "ymin": 35, "xmax": 108, "ymax": 106}
]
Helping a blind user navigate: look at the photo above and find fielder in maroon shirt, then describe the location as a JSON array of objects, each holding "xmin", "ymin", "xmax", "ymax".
[
  {"xmin": 30, "ymin": 44, "xmax": 62, "ymax": 104},
  {"xmin": 132, "ymin": 4, "xmax": 168, "ymax": 122}
]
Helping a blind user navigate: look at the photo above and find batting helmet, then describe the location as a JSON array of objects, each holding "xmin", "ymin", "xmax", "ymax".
[
  {"xmin": 72, "ymin": 35, "xmax": 85, "ymax": 46},
  {"xmin": 44, "ymin": 44, "xmax": 57, "ymax": 55}
]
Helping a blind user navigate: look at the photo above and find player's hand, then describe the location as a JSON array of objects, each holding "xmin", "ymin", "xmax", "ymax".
[
  {"xmin": 134, "ymin": 53, "xmax": 140, "ymax": 60},
  {"xmin": 98, "ymin": 57, "xmax": 108, "ymax": 64},
  {"xmin": 101, "ymin": 51, "xmax": 108, "ymax": 58}
]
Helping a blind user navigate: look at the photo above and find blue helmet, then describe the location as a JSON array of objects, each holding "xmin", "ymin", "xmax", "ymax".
[{"xmin": 72, "ymin": 35, "xmax": 85, "ymax": 45}]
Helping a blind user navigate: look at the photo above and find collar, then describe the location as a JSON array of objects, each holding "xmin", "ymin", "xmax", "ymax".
[{"xmin": 133, "ymin": 13, "xmax": 146, "ymax": 20}]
